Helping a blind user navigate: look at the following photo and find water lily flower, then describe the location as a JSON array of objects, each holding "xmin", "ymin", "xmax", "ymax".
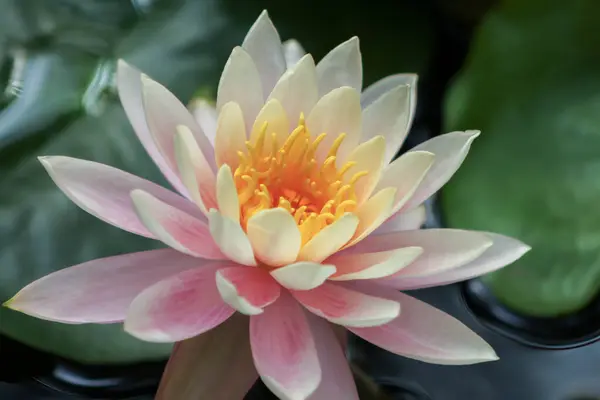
[{"xmin": 4, "ymin": 10, "xmax": 530, "ymax": 400}]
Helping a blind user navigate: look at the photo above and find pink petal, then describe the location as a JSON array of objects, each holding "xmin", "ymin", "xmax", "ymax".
[
  {"xmin": 374, "ymin": 206, "xmax": 426, "ymax": 234},
  {"xmin": 130, "ymin": 189, "xmax": 225, "ymax": 259},
  {"xmin": 5, "ymin": 249, "xmax": 203, "ymax": 323},
  {"xmin": 156, "ymin": 314, "xmax": 258, "ymax": 400},
  {"xmin": 382, "ymin": 232, "xmax": 531, "ymax": 290},
  {"xmin": 242, "ymin": 10, "xmax": 286, "ymax": 96},
  {"xmin": 216, "ymin": 266, "xmax": 281, "ymax": 315},
  {"xmin": 316, "ymin": 37, "xmax": 362, "ymax": 96},
  {"xmin": 117, "ymin": 60, "xmax": 188, "ymax": 195},
  {"xmin": 250, "ymin": 293, "xmax": 321, "ymax": 400},
  {"xmin": 38, "ymin": 156, "xmax": 204, "ymax": 238},
  {"xmin": 124, "ymin": 265, "xmax": 235, "ymax": 342},
  {"xmin": 293, "ymin": 282, "xmax": 400, "ymax": 328},
  {"xmin": 348, "ymin": 283, "xmax": 498, "ymax": 365},
  {"xmin": 401, "ymin": 130, "xmax": 480, "ymax": 211},
  {"xmin": 343, "ymin": 229, "xmax": 492, "ymax": 279},
  {"xmin": 141, "ymin": 74, "xmax": 216, "ymax": 179},
  {"xmin": 189, "ymin": 99, "xmax": 218, "ymax": 146},
  {"xmin": 306, "ymin": 313, "xmax": 358, "ymax": 400}
]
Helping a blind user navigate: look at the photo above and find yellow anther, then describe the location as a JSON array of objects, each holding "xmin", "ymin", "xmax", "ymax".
[
  {"xmin": 350, "ymin": 170, "xmax": 369, "ymax": 185},
  {"xmin": 338, "ymin": 161, "xmax": 356, "ymax": 178},
  {"xmin": 327, "ymin": 133, "xmax": 346, "ymax": 159},
  {"xmin": 335, "ymin": 200, "xmax": 356, "ymax": 217}
]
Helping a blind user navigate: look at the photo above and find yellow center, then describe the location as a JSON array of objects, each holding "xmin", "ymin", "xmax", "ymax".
[{"xmin": 234, "ymin": 115, "xmax": 367, "ymax": 244}]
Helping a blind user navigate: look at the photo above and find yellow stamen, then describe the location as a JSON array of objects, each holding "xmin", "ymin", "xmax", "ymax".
[{"xmin": 233, "ymin": 120, "xmax": 372, "ymax": 241}]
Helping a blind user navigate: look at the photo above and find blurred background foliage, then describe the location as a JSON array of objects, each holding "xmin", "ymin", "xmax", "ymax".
[
  {"xmin": 443, "ymin": 0, "xmax": 600, "ymax": 317},
  {"xmin": 0, "ymin": 0, "xmax": 599, "ymax": 368}
]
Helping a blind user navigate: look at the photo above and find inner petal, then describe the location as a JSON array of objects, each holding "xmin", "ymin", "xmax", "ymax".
[{"xmin": 233, "ymin": 115, "xmax": 375, "ymax": 245}]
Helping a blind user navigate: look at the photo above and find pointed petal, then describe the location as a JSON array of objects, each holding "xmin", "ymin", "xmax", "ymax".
[
  {"xmin": 174, "ymin": 125, "xmax": 217, "ymax": 214},
  {"xmin": 271, "ymin": 262, "xmax": 336, "ymax": 290},
  {"xmin": 347, "ymin": 229, "xmax": 493, "ymax": 280},
  {"xmin": 249, "ymin": 98, "xmax": 290, "ymax": 150},
  {"xmin": 375, "ymin": 151, "xmax": 435, "ymax": 214},
  {"xmin": 342, "ymin": 136, "xmax": 386, "ymax": 204},
  {"xmin": 348, "ymin": 283, "xmax": 497, "ymax": 364},
  {"xmin": 306, "ymin": 87, "xmax": 362, "ymax": 164},
  {"xmin": 124, "ymin": 265, "xmax": 234, "ymax": 342},
  {"xmin": 242, "ymin": 10, "xmax": 286, "ymax": 96},
  {"xmin": 328, "ymin": 247, "xmax": 423, "ymax": 281},
  {"xmin": 130, "ymin": 189, "xmax": 224, "ymax": 259},
  {"xmin": 293, "ymin": 282, "xmax": 400, "ymax": 328},
  {"xmin": 216, "ymin": 165, "xmax": 240, "ymax": 222},
  {"xmin": 208, "ymin": 210, "xmax": 256, "ymax": 266},
  {"xmin": 402, "ymin": 130, "xmax": 480, "ymax": 210},
  {"xmin": 283, "ymin": 39, "xmax": 306, "ymax": 68},
  {"xmin": 247, "ymin": 208, "xmax": 301, "ymax": 266},
  {"xmin": 316, "ymin": 37, "xmax": 362, "ymax": 96},
  {"xmin": 382, "ymin": 233, "xmax": 530, "ymax": 290},
  {"xmin": 362, "ymin": 85, "xmax": 411, "ymax": 164},
  {"xmin": 268, "ymin": 54, "xmax": 318, "ymax": 127},
  {"xmin": 156, "ymin": 314, "xmax": 257, "ymax": 400},
  {"xmin": 214, "ymin": 101, "xmax": 247, "ymax": 170},
  {"xmin": 360, "ymin": 74, "xmax": 418, "ymax": 133},
  {"xmin": 374, "ymin": 206, "xmax": 426, "ymax": 234},
  {"xmin": 189, "ymin": 99, "xmax": 218, "ymax": 146},
  {"xmin": 217, "ymin": 47, "xmax": 264, "ymax": 131},
  {"xmin": 5, "ymin": 249, "xmax": 203, "ymax": 323},
  {"xmin": 298, "ymin": 213, "xmax": 359, "ymax": 263},
  {"xmin": 307, "ymin": 313, "xmax": 359, "ymax": 400},
  {"xmin": 251, "ymin": 293, "xmax": 321, "ymax": 400},
  {"xmin": 117, "ymin": 60, "xmax": 187, "ymax": 195},
  {"xmin": 345, "ymin": 188, "xmax": 396, "ymax": 248},
  {"xmin": 216, "ymin": 266, "xmax": 280, "ymax": 315},
  {"xmin": 141, "ymin": 74, "xmax": 216, "ymax": 177},
  {"xmin": 38, "ymin": 156, "xmax": 204, "ymax": 238}
]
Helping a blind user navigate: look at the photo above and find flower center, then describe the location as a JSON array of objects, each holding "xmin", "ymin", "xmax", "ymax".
[{"xmin": 234, "ymin": 115, "xmax": 367, "ymax": 244}]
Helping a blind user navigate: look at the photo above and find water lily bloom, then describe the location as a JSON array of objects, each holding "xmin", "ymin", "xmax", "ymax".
[{"xmin": 5, "ymin": 10, "xmax": 530, "ymax": 400}]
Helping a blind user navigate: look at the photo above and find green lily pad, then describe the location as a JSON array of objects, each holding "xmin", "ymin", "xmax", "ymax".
[{"xmin": 443, "ymin": 0, "xmax": 600, "ymax": 316}]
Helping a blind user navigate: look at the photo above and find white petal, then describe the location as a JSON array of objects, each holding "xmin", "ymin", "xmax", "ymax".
[
  {"xmin": 402, "ymin": 130, "xmax": 480, "ymax": 210},
  {"xmin": 360, "ymin": 74, "xmax": 418, "ymax": 132},
  {"xmin": 242, "ymin": 10, "xmax": 287, "ymax": 97},
  {"xmin": 374, "ymin": 206, "xmax": 427, "ymax": 234},
  {"xmin": 374, "ymin": 151, "xmax": 435, "ymax": 214},
  {"xmin": 189, "ymin": 99, "xmax": 218, "ymax": 146},
  {"xmin": 306, "ymin": 86, "xmax": 362, "ymax": 164},
  {"xmin": 208, "ymin": 210, "xmax": 256, "ymax": 266},
  {"xmin": 271, "ymin": 262, "xmax": 336, "ymax": 290},
  {"xmin": 283, "ymin": 39, "xmax": 306, "ymax": 68},
  {"xmin": 362, "ymin": 85, "xmax": 411, "ymax": 164},
  {"xmin": 298, "ymin": 214, "xmax": 359, "ymax": 263},
  {"xmin": 316, "ymin": 37, "xmax": 362, "ymax": 96},
  {"xmin": 216, "ymin": 165, "xmax": 240, "ymax": 222},
  {"xmin": 246, "ymin": 208, "xmax": 302, "ymax": 266},
  {"xmin": 217, "ymin": 47, "xmax": 264, "ymax": 131},
  {"xmin": 214, "ymin": 101, "xmax": 247, "ymax": 170},
  {"xmin": 268, "ymin": 54, "xmax": 318, "ymax": 127}
]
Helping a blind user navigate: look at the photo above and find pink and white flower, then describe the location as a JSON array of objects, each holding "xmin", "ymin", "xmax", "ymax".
[{"xmin": 4, "ymin": 11, "xmax": 530, "ymax": 400}]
